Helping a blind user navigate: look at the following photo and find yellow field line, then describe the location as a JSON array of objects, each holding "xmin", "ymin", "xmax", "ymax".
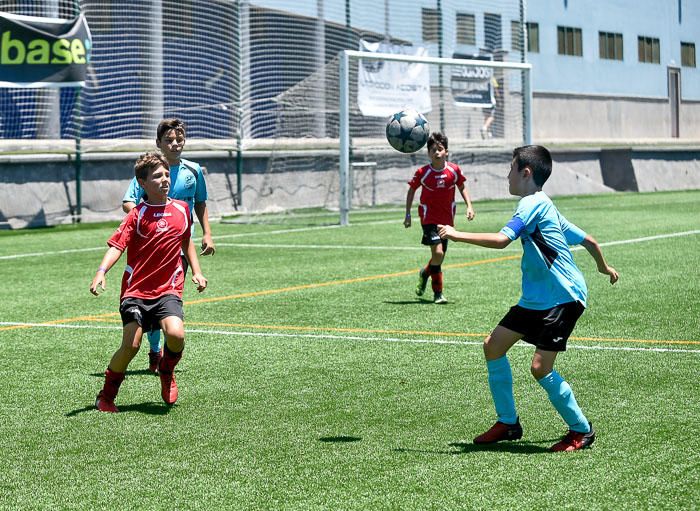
[
  {"xmin": 1, "ymin": 255, "xmax": 516, "ymax": 332},
  {"xmin": 185, "ymin": 254, "xmax": 520, "ymax": 306}
]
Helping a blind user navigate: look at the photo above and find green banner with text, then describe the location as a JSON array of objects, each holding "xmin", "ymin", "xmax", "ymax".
[{"xmin": 0, "ymin": 11, "xmax": 91, "ymax": 87}]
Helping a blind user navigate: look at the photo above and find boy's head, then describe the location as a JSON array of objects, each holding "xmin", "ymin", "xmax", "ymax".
[
  {"xmin": 427, "ymin": 132, "xmax": 448, "ymax": 152},
  {"xmin": 427, "ymin": 132, "xmax": 448, "ymax": 167},
  {"xmin": 511, "ymin": 145, "xmax": 552, "ymax": 188},
  {"xmin": 156, "ymin": 118, "xmax": 186, "ymax": 164},
  {"xmin": 156, "ymin": 118, "xmax": 186, "ymax": 141},
  {"xmin": 134, "ymin": 151, "xmax": 170, "ymax": 182}
]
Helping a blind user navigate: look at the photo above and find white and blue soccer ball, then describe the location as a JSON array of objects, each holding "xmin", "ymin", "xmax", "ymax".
[{"xmin": 385, "ymin": 109, "xmax": 430, "ymax": 153}]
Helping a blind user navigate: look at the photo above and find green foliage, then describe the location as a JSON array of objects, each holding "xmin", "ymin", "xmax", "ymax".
[{"xmin": 0, "ymin": 191, "xmax": 698, "ymax": 510}]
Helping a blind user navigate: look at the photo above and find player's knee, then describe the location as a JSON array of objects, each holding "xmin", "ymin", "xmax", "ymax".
[
  {"xmin": 530, "ymin": 362, "xmax": 548, "ymax": 380},
  {"xmin": 482, "ymin": 336, "xmax": 495, "ymax": 358}
]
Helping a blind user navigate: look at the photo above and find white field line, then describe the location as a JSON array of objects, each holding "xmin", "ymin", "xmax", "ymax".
[
  {"xmin": 1, "ymin": 227, "xmax": 698, "ymax": 261},
  {"xmin": 1, "ymin": 321, "xmax": 699, "ymax": 354}
]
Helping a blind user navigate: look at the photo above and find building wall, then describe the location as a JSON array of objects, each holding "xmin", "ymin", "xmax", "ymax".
[{"xmin": 526, "ymin": 0, "xmax": 699, "ymax": 100}]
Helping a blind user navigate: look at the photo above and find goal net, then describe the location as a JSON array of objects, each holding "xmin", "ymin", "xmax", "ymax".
[{"xmin": 268, "ymin": 50, "xmax": 531, "ymax": 225}]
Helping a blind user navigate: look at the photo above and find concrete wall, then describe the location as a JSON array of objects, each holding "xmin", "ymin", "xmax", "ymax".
[
  {"xmin": 1, "ymin": 147, "xmax": 698, "ymax": 229},
  {"xmin": 533, "ymin": 93, "xmax": 700, "ymax": 140}
]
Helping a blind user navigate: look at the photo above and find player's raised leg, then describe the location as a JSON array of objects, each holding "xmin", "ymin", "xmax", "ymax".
[
  {"xmin": 158, "ymin": 315, "xmax": 185, "ymax": 405},
  {"xmin": 532, "ymin": 349, "xmax": 594, "ymax": 451},
  {"xmin": 96, "ymin": 321, "xmax": 143, "ymax": 413},
  {"xmin": 474, "ymin": 325, "xmax": 524, "ymax": 443}
]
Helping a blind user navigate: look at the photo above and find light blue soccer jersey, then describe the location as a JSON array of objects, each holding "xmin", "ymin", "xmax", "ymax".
[
  {"xmin": 122, "ymin": 158, "xmax": 208, "ymax": 233},
  {"xmin": 500, "ymin": 191, "xmax": 588, "ymax": 310}
]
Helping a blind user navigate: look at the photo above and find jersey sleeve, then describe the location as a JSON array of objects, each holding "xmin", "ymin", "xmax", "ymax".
[
  {"xmin": 559, "ymin": 213, "xmax": 587, "ymax": 245},
  {"xmin": 107, "ymin": 208, "xmax": 136, "ymax": 251},
  {"xmin": 122, "ymin": 177, "xmax": 144, "ymax": 204},
  {"xmin": 193, "ymin": 164, "xmax": 208, "ymax": 203},
  {"xmin": 407, "ymin": 166, "xmax": 425, "ymax": 190},
  {"xmin": 499, "ymin": 196, "xmax": 540, "ymax": 241},
  {"xmin": 453, "ymin": 164, "xmax": 467, "ymax": 187}
]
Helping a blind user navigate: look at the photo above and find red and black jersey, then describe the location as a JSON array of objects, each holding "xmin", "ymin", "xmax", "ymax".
[
  {"xmin": 107, "ymin": 199, "xmax": 191, "ymax": 300},
  {"xmin": 407, "ymin": 162, "xmax": 466, "ymax": 225}
]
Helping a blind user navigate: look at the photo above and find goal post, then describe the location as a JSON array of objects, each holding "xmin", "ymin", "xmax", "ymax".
[{"xmin": 339, "ymin": 49, "xmax": 533, "ymax": 226}]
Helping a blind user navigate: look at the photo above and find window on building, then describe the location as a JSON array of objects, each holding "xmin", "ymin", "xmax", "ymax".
[
  {"xmin": 527, "ymin": 22, "xmax": 540, "ymax": 53},
  {"xmin": 638, "ymin": 36, "xmax": 660, "ymax": 63},
  {"xmin": 484, "ymin": 13, "xmax": 502, "ymax": 51},
  {"xmin": 511, "ymin": 20, "xmax": 521, "ymax": 51},
  {"xmin": 456, "ymin": 13, "xmax": 476, "ymax": 45},
  {"xmin": 599, "ymin": 32, "xmax": 623, "ymax": 60},
  {"xmin": 512, "ymin": 21, "xmax": 539, "ymax": 52},
  {"xmin": 681, "ymin": 42, "xmax": 696, "ymax": 67},
  {"xmin": 422, "ymin": 8, "xmax": 439, "ymax": 43},
  {"xmin": 557, "ymin": 26, "xmax": 582, "ymax": 56}
]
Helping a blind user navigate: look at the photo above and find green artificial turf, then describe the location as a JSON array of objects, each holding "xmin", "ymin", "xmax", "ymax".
[{"xmin": 0, "ymin": 190, "xmax": 698, "ymax": 510}]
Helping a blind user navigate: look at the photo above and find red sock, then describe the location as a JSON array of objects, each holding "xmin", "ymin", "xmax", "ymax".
[
  {"xmin": 158, "ymin": 345, "xmax": 183, "ymax": 374},
  {"xmin": 431, "ymin": 271, "xmax": 443, "ymax": 293},
  {"xmin": 101, "ymin": 368, "xmax": 125, "ymax": 401}
]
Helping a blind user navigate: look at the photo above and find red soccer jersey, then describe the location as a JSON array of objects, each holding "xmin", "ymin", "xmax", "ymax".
[
  {"xmin": 107, "ymin": 199, "xmax": 191, "ymax": 300},
  {"xmin": 407, "ymin": 162, "xmax": 466, "ymax": 225}
]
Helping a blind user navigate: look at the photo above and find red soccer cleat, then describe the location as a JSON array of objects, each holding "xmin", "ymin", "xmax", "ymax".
[
  {"xmin": 159, "ymin": 371, "xmax": 178, "ymax": 405},
  {"xmin": 148, "ymin": 349, "xmax": 162, "ymax": 374},
  {"xmin": 550, "ymin": 423, "xmax": 595, "ymax": 452},
  {"xmin": 473, "ymin": 418, "xmax": 523, "ymax": 444},
  {"xmin": 95, "ymin": 391, "xmax": 119, "ymax": 413}
]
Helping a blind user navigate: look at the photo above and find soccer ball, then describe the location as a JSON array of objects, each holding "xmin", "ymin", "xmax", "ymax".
[{"xmin": 385, "ymin": 109, "xmax": 430, "ymax": 153}]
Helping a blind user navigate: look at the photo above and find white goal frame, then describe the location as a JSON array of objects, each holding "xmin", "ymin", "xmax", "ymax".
[{"xmin": 339, "ymin": 50, "xmax": 533, "ymax": 225}]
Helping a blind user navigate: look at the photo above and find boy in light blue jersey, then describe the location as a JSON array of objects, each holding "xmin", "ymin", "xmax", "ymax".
[
  {"xmin": 439, "ymin": 145, "xmax": 618, "ymax": 452},
  {"xmin": 122, "ymin": 119, "xmax": 216, "ymax": 373}
]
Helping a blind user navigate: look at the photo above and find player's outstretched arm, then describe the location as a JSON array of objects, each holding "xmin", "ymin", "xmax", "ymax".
[
  {"xmin": 90, "ymin": 247, "xmax": 123, "ymax": 295},
  {"xmin": 194, "ymin": 201, "xmax": 216, "ymax": 256},
  {"xmin": 182, "ymin": 237, "xmax": 208, "ymax": 293},
  {"xmin": 438, "ymin": 225, "xmax": 511, "ymax": 249},
  {"xmin": 581, "ymin": 234, "xmax": 619, "ymax": 284}
]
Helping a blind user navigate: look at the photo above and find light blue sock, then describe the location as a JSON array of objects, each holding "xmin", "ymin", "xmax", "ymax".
[
  {"xmin": 147, "ymin": 329, "xmax": 161, "ymax": 353},
  {"xmin": 538, "ymin": 370, "xmax": 590, "ymax": 433},
  {"xmin": 487, "ymin": 356, "xmax": 518, "ymax": 424}
]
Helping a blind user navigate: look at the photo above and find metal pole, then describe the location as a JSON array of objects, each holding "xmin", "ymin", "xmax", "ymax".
[
  {"xmin": 75, "ymin": 88, "xmax": 83, "ymax": 223},
  {"xmin": 339, "ymin": 51, "xmax": 350, "ymax": 226},
  {"xmin": 524, "ymin": 67, "xmax": 532, "ymax": 145},
  {"xmin": 73, "ymin": 0, "xmax": 82, "ymax": 223},
  {"xmin": 520, "ymin": 0, "xmax": 532, "ymax": 144},
  {"xmin": 235, "ymin": 0, "xmax": 244, "ymax": 207},
  {"xmin": 437, "ymin": 0, "xmax": 445, "ymax": 130}
]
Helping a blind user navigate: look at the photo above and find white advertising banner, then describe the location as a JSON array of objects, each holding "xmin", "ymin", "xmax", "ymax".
[{"xmin": 357, "ymin": 40, "xmax": 431, "ymax": 117}]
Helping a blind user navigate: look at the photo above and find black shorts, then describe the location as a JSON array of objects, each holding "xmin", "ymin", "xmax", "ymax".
[
  {"xmin": 498, "ymin": 301, "xmax": 585, "ymax": 352},
  {"xmin": 119, "ymin": 295, "xmax": 184, "ymax": 332},
  {"xmin": 421, "ymin": 224, "xmax": 448, "ymax": 251}
]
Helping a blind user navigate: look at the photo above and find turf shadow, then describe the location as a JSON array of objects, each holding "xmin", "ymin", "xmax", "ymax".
[
  {"xmin": 66, "ymin": 401, "xmax": 173, "ymax": 417},
  {"xmin": 447, "ymin": 441, "xmax": 552, "ymax": 454},
  {"xmin": 383, "ymin": 300, "xmax": 446, "ymax": 305},
  {"xmin": 393, "ymin": 441, "xmax": 551, "ymax": 455},
  {"xmin": 89, "ymin": 369, "xmax": 187, "ymax": 378},
  {"xmin": 318, "ymin": 435, "xmax": 362, "ymax": 443}
]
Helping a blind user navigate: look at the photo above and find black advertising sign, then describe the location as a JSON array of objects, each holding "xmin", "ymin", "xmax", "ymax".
[{"xmin": 0, "ymin": 11, "xmax": 92, "ymax": 87}]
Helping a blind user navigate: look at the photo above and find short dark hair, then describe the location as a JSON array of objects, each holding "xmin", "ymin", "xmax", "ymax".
[
  {"xmin": 156, "ymin": 118, "xmax": 186, "ymax": 141},
  {"xmin": 427, "ymin": 131, "xmax": 448, "ymax": 151},
  {"xmin": 134, "ymin": 151, "xmax": 170, "ymax": 181},
  {"xmin": 512, "ymin": 145, "xmax": 552, "ymax": 186}
]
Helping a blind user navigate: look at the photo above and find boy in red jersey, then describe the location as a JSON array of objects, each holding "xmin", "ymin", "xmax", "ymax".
[
  {"xmin": 404, "ymin": 132, "xmax": 475, "ymax": 303},
  {"xmin": 90, "ymin": 151, "xmax": 208, "ymax": 413}
]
